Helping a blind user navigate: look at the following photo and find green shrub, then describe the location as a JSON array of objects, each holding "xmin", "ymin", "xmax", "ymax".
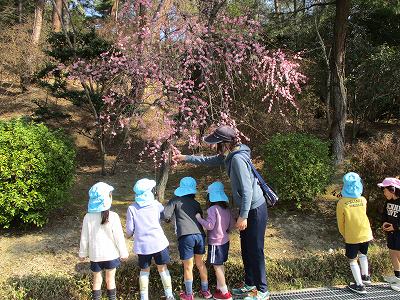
[
  {"xmin": 263, "ymin": 133, "xmax": 334, "ymax": 209},
  {"xmin": 346, "ymin": 133, "xmax": 400, "ymax": 225},
  {"xmin": 0, "ymin": 119, "xmax": 76, "ymax": 228}
]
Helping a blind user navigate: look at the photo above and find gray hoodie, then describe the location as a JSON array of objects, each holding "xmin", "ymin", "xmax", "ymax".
[{"xmin": 186, "ymin": 144, "xmax": 265, "ymax": 218}]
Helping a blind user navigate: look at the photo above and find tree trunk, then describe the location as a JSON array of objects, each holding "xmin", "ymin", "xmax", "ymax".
[
  {"xmin": 99, "ymin": 130, "xmax": 107, "ymax": 176},
  {"xmin": 351, "ymin": 92, "xmax": 358, "ymax": 143},
  {"xmin": 18, "ymin": 0, "xmax": 23, "ymax": 23},
  {"xmin": 111, "ymin": 0, "xmax": 119, "ymax": 22},
  {"xmin": 156, "ymin": 142, "xmax": 171, "ymax": 203},
  {"xmin": 32, "ymin": 0, "xmax": 45, "ymax": 45},
  {"xmin": 315, "ymin": 16, "xmax": 332, "ymax": 130},
  {"xmin": 63, "ymin": 0, "xmax": 70, "ymax": 32},
  {"xmin": 329, "ymin": 0, "xmax": 351, "ymax": 165},
  {"xmin": 52, "ymin": 0, "xmax": 62, "ymax": 32},
  {"xmin": 274, "ymin": 0, "xmax": 280, "ymax": 13}
]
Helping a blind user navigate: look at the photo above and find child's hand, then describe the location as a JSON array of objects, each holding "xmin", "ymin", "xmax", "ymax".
[{"xmin": 195, "ymin": 213, "xmax": 202, "ymax": 220}]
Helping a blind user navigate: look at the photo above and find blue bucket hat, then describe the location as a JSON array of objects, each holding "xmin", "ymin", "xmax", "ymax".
[
  {"xmin": 133, "ymin": 178, "xmax": 156, "ymax": 207},
  {"xmin": 207, "ymin": 181, "xmax": 229, "ymax": 203},
  {"xmin": 342, "ymin": 172, "xmax": 363, "ymax": 198},
  {"xmin": 174, "ymin": 177, "xmax": 197, "ymax": 197},
  {"xmin": 88, "ymin": 182, "xmax": 114, "ymax": 213}
]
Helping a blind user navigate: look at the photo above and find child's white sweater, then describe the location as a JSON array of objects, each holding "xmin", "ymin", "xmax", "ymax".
[{"xmin": 79, "ymin": 211, "xmax": 128, "ymax": 262}]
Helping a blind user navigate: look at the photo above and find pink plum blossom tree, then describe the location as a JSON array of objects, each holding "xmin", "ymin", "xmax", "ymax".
[{"xmin": 69, "ymin": 0, "xmax": 306, "ymax": 198}]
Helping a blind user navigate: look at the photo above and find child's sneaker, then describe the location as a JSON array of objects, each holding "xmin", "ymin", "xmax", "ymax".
[
  {"xmin": 232, "ymin": 283, "xmax": 256, "ymax": 296},
  {"xmin": 347, "ymin": 283, "xmax": 367, "ymax": 294},
  {"xmin": 391, "ymin": 283, "xmax": 400, "ymax": 292},
  {"xmin": 198, "ymin": 289, "xmax": 212, "ymax": 299},
  {"xmin": 213, "ymin": 289, "xmax": 233, "ymax": 300},
  {"xmin": 361, "ymin": 275, "xmax": 372, "ymax": 286},
  {"xmin": 243, "ymin": 290, "xmax": 270, "ymax": 300},
  {"xmin": 179, "ymin": 292, "xmax": 194, "ymax": 300},
  {"xmin": 384, "ymin": 275, "xmax": 400, "ymax": 284}
]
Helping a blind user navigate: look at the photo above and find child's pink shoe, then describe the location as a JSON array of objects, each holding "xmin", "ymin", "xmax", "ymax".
[
  {"xmin": 179, "ymin": 291, "xmax": 194, "ymax": 300},
  {"xmin": 198, "ymin": 289, "xmax": 213, "ymax": 299},
  {"xmin": 213, "ymin": 289, "xmax": 233, "ymax": 300}
]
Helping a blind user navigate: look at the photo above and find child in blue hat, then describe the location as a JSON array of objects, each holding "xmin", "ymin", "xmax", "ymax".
[
  {"xmin": 196, "ymin": 181, "xmax": 235, "ymax": 300},
  {"xmin": 164, "ymin": 177, "xmax": 212, "ymax": 300},
  {"xmin": 126, "ymin": 178, "xmax": 175, "ymax": 300},
  {"xmin": 336, "ymin": 172, "xmax": 373, "ymax": 295},
  {"xmin": 79, "ymin": 182, "xmax": 129, "ymax": 300}
]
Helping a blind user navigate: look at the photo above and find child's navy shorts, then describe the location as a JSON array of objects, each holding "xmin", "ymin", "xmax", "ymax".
[
  {"xmin": 178, "ymin": 233, "xmax": 205, "ymax": 260},
  {"xmin": 138, "ymin": 247, "xmax": 170, "ymax": 269},
  {"xmin": 90, "ymin": 258, "xmax": 120, "ymax": 272},
  {"xmin": 345, "ymin": 241, "xmax": 369, "ymax": 259},
  {"xmin": 207, "ymin": 242, "xmax": 229, "ymax": 265},
  {"xmin": 387, "ymin": 232, "xmax": 400, "ymax": 251}
]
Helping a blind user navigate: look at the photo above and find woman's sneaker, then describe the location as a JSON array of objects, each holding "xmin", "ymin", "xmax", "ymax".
[
  {"xmin": 361, "ymin": 275, "xmax": 372, "ymax": 286},
  {"xmin": 391, "ymin": 283, "xmax": 400, "ymax": 292},
  {"xmin": 198, "ymin": 289, "xmax": 213, "ymax": 299},
  {"xmin": 243, "ymin": 290, "xmax": 270, "ymax": 300},
  {"xmin": 213, "ymin": 289, "xmax": 233, "ymax": 300},
  {"xmin": 232, "ymin": 283, "xmax": 256, "ymax": 296},
  {"xmin": 384, "ymin": 275, "xmax": 400, "ymax": 284},
  {"xmin": 347, "ymin": 283, "xmax": 367, "ymax": 294}
]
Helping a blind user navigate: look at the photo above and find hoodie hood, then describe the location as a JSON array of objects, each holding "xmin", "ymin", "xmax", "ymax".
[{"xmin": 224, "ymin": 144, "xmax": 251, "ymax": 173}]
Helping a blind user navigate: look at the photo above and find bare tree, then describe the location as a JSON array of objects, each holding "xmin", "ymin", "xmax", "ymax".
[
  {"xmin": 329, "ymin": 0, "xmax": 351, "ymax": 164},
  {"xmin": 52, "ymin": 0, "xmax": 62, "ymax": 32}
]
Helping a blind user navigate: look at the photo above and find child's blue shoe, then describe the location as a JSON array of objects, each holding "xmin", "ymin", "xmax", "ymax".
[{"xmin": 231, "ymin": 283, "xmax": 256, "ymax": 296}]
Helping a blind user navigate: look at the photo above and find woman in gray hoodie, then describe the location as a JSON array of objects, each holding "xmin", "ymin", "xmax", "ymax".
[{"xmin": 174, "ymin": 125, "xmax": 270, "ymax": 300}]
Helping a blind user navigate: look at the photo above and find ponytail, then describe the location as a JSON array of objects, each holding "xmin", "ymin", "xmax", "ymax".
[{"xmin": 101, "ymin": 209, "xmax": 110, "ymax": 224}]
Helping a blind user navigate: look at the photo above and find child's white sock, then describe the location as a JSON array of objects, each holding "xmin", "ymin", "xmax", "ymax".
[
  {"xmin": 159, "ymin": 270, "xmax": 173, "ymax": 298},
  {"xmin": 139, "ymin": 271, "xmax": 150, "ymax": 300},
  {"xmin": 350, "ymin": 260, "xmax": 363, "ymax": 285},
  {"xmin": 201, "ymin": 281, "xmax": 209, "ymax": 291},
  {"xmin": 219, "ymin": 285, "xmax": 228, "ymax": 294},
  {"xmin": 359, "ymin": 254, "xmax": 369, "ymax": 276}
]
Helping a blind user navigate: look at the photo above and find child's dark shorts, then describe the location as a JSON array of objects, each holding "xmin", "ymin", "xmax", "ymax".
[
  {"xmin": 138, "ymin": 247, "xmax": 170, "ymax": 269},
  {"xmin": 345, "ymin": 241, "xmax": 370, "ymax": 259},
  {"xmin": 90, "ymin": 258, "xmax": 120, "ymax": 272},
  {"xmin": 387, "ymin": 232, "xmax": 400, "ymax": 251},
  {"xmin": 178, "ymin": 233, "xmax": 206, "ymax": 260},
  {"xmin": 207, "ymin": 242, "xmax": 229, "ymax": 265}
]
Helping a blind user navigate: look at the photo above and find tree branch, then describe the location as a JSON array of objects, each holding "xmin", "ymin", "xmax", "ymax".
[{"xmin": 275, "ymin": 1, "xmax": 336, "ymax": 15}]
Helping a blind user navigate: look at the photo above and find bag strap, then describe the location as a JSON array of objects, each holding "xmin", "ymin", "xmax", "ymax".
[{"xmin": 245, "ymin": 158, "xmax": 267, "ymax": 185}]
